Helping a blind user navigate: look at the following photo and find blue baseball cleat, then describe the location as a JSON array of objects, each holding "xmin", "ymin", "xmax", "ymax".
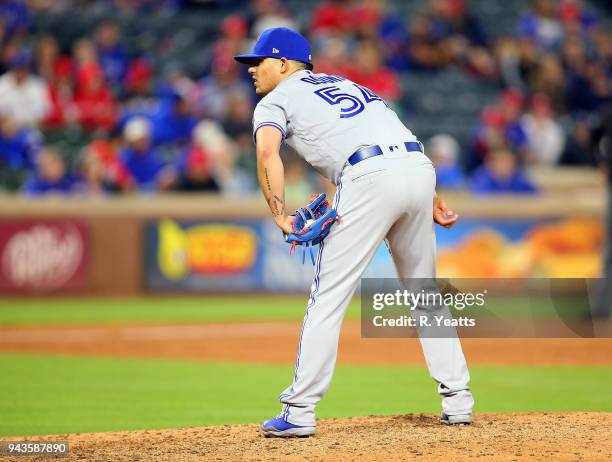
[
  {"xmin": 260, "ymin": 416, "xmax": 316, "ymax": 437},
  {"xmin": 441, "ymin": 413, "xmax": 472, "ymax": 425}
]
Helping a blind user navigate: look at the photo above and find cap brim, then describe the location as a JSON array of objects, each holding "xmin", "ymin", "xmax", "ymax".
[
  {"xmin": 234, "ymin": 54, "xmax": 313, "ymax": 70},
  {"xmin": 234, "ymin": 54, "xmax": 265, "ymax": 65}
]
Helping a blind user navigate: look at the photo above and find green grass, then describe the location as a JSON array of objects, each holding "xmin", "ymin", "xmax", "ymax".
[
  {"xmin": 0, "ymin": 297, "xmax": 360, "ymax": 325},
  {"xmin": 0, "ymin": 354, "xmax": 610, "ymax": 436},
  {"xmin": 0, "ymin": 294, "xmax": 587, "ymax": 327}
]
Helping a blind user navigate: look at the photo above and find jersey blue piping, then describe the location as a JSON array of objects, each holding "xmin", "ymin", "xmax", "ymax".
[{"xmin": 253, "ymin": 122, "xmax": 286, "ymax": 142}]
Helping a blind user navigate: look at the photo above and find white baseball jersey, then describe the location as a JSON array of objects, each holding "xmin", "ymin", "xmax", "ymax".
[
  {"xmin": 253, "ymin": 70, "xmax": 418, "ymax": 184},
  {"xmin": 253, "ymin": 69, "xmax": 473, "ymax": 427}
]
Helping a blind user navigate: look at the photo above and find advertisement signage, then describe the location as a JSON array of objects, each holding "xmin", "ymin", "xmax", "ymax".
[
  {"xmin": 0, "ymin": 220, "xmax": 89, "ymax": 293},
  {"xmin": 145, "ymin": 218, "xmax": 315, "ymax": 292},
  {"xmin": 145, "ymin": 216, "xmax": 603, "ymax": 292}
]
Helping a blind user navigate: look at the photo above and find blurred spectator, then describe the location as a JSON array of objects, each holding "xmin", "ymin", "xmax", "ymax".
[
  {"xmin": 563, "ymin": 31, "xmax": 590, "ymax": 66},
  {"xmin": 471, "ymin": 147, "xmax": 538, "ymax": 195},
  {"xmin": 495, "ymin": 37, "xmax": 533, "ymax": 92},
  {"xmin": 119, "ymin": 117, "xmax": 175, "ymax": 191},
  {"xmin": 197, "ymin": 55, "xmax": 250, "ymax": 121},
  {"xmin": 310, "ymin": 0, "xmax": 353, "ymax": 37},
  {"xmin": 150, "ymin": 87, "xmax": 197, "ymax": 146},
  {"xmin": 74, "ymin": 62, "xmax": 117, "ymax": 132},
  {"xmin": 351, "ymin": 1, "xmax": 383, "ymax": 41},
  {"xmin": 36, "ymin": 36, "xmax": 76, "ymax": 128},
  {"xmin": 163, "ymin": 65, "xmax": 197, "ymax": 98},
  {"xmin": 560, "ymin": 114, "xmax": 597, "ymax": 165},
  {"xmin": 567, "ymin": 61, "xmax": 611, "ymax": 112},
  {"xmin": 212, "ymin": 15, "xmax": 249, "ymax": 63},
  {"xmin": 0, "ymin": 111, "xmax": 40, "ymax": 170},
  {"xmin": 426, "ymin": 133, "xmax": 465, "ymax": 189},
  {"xmin": 193, "ymin": 120, "xmax": 255, "ymax": 195},
  {"xmin": 22, "ymin": 147, "xmax": 79, "ymax": 195},
  {"xmin": 76, "ymin": 148, "xmax": 110, "ymax": 195},
  {"xmin": 591, "ymin": 29, "xmax": 611, "ymax": 74},
  {"xmin": 72, "ymin": 39, "xmax": 117, "ymax": 131},
  {"xmin": 529, "ymin": 53, "xmax": 566, "ymax": 112},
  {"xmin": 174, "ymin": 147, "xmax": 220, "ymax": 192},
  {"xmin": 403, "ymin": 0, "xmax": 496, "ymax": 77},
  {"xmin": 345, "ymin": 39, "xmax": 400, "ymax": 103},
  {"xmin": 95, "ymin": 20, "xmax": 129, "ymax": 90},
  {"xmin": 460, "ymin": 42, "xmax": 497, "ymax": 79},
  {"xmin": 376, "ymin": 2, "xmax": 411, "ymax": 71},
  {"xmin": 515, "ymin": 38, "xmax": 540, "ymax": 90},
  {"xmin": 520, "ymin": 94, "xmax": 565, "ymax": 165},
  {"xmin": 221, "ymin": 93, "xmax": 257, "ymax": 182},
  {"xmin": 558, "ymin": 0, "xmax": 598, "ymax": 37},
  {"xmin": 498, "ymin": 89, "xmax": 531, "ymax": 158},
  {"xmin": 284, "ymin": 154, "xmax": 312, "ymax": 203},
  {"xmin": 428, "ymin": 0, "xmax": 495, "ymax": 77},
  {"xmin": 44, "ymin": 70, "xmax": 76, "ymax": 128},
  {"xmin": 564, "ymin": 45, "xmax": 610, "ymax": 114},
  {"xmin": 123, "ymin": 57, "xmax": 154, "ymax": 99},
  {"xmin": 249, "ymin": 0, "xmax": 297, "ymax": 38},
  {"xmin": 407, "ymin": 14, "xmax": 449, "ymax": 70},
  {"xmin": 174, "ymin": 122, "xmax": 220, "ymax": 192},
  {"xmin": 470, "ymin": 105, "xmax": 507, "ymax": 169},
  {"xmin": 311, "ymin": 37, "xmax": 352, "ymax": 76},
  {"xmin": 0, "ymin": 0, "xmax": 30, "ymax": 43},
  {"xmin": 84, "ymin": 131, "xmax": 132, "ymax": 191},
  {"xmin": 221, "ymin": 91, "xmax": 252, "ymax": 135},
  {"xmin": 516, "ymin": 0, "xmax": 564, "ymax": 53},
  {"xmin": 428, "ymin": 0, "xmax": 488, "ymax": 47},
  {"xmin": 73, "ymin": 38, "xmax": 98, "ymax": 71},
  {"xmin": 469, "ymin": 90, "xmax": 532, "ymax": 170},
  {"xmin": 34, "ymin": 35, "xmax": 63, "ymax": 81},
  {"xmin": 0, "ymin": 52, "xmax": 50, "ymax": 128}
]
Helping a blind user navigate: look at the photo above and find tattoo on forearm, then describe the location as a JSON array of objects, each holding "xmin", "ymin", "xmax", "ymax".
[
  {"xmin": 267, "ymin": 196, "xmax": 285, "ymax": 216},
  {"xmin": 277, "ymin": 198, "xmax": 285, "ymax": 215},
  {"xmin": 264, "ymin": 168, "xmax": 272, "ymax": 191},
  {"xmin": 261, "ymin": 165, "xmax": 284, "ymax": 216}
]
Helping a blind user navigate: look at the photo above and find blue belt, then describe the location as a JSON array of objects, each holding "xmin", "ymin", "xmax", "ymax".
[{"xmin": 347, "ymin": 141, "xmax": 423, "ymax": 166}]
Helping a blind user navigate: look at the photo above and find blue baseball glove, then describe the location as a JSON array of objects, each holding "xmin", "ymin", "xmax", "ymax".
[{"xmin": 285, "ymin": 193, "xmax": 338, "ymax": 264}]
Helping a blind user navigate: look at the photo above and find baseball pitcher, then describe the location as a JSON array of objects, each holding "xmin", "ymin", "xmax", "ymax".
[{"xmin": 235, "ymin": 27, "xmax": 474, "ymax": 437}]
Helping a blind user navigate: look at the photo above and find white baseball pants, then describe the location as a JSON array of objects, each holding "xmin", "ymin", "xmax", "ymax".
[{"xmin": 278, "ymin": 150, "xmax": 473, "ymax": 426}]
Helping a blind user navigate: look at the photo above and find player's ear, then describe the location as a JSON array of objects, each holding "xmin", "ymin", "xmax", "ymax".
[{"xmin": 279, "ymin": 57, "xmax": 289, "ymax": 74}]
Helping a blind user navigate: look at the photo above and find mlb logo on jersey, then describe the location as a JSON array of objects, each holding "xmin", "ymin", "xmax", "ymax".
[{"xmin": 273, "ymin": 48, "xmax": 280, "ymax": 54}]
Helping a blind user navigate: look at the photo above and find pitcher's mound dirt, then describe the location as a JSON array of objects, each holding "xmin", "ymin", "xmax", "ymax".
[{"xmin": 16, "ymin": 412, "xmax": 612, "ymax": 462}]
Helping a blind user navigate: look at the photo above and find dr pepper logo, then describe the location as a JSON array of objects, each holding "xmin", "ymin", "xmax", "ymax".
[
  {"xmin": 1, "ymin": 222, "xmax": 86, "ymax": 291},
  {"xmin": 157, "ymin": 219, "xmax": 257, "ymax": 280}
]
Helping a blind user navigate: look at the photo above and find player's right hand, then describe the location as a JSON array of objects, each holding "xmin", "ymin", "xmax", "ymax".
[
  {"xmin": 433, "ymin": 197, "xmax": 459, "ymax": 229},
  {"xmin": 275, "ymin": 214, "xmax": 296, "ymax": 235}
]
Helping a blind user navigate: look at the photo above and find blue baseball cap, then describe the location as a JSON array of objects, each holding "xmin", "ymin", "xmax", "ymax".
[{"xmin": 234, "ymin": 27, "xmax": 313, "ymax": 70}]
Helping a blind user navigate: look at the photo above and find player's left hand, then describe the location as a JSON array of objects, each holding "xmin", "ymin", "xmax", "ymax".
[
  {"xmin": 433, "ymin": 197, "xmax": 459, "ymax": 229},
  {"xmin": 275, "ymin": 214, "xmax": 296, "ymax": 235}
]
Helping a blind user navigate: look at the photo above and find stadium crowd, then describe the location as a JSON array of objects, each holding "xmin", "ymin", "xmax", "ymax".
[{"xmin": 0, "ymin": 0, "xmax": 610, "ymax": 197}]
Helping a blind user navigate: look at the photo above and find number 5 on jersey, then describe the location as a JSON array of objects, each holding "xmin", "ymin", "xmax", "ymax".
[{"xmin": 314, "ymin": 84, "xmax": 388, "ymax": 119}]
